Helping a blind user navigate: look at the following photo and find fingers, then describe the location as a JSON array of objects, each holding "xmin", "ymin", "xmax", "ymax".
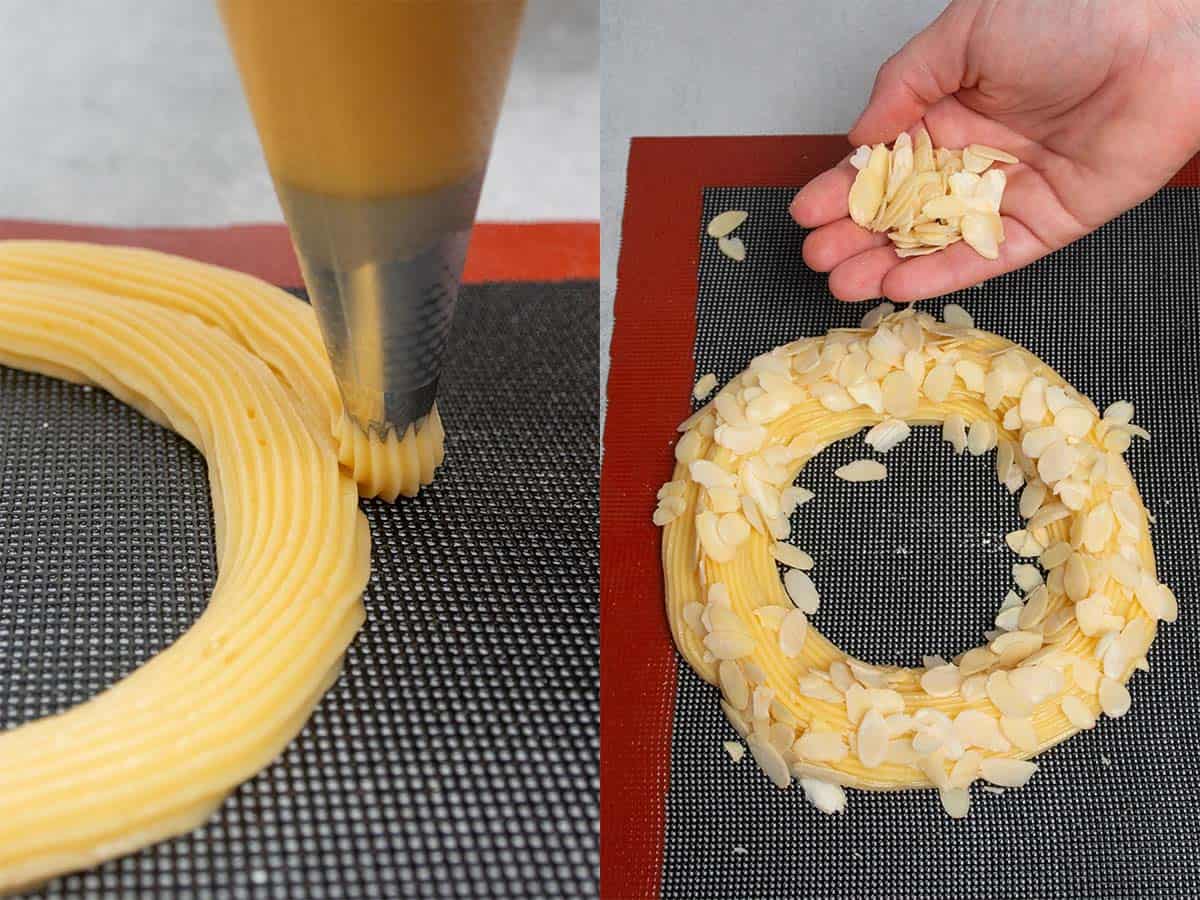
[
  {"xmin": 802, "ymin": 219, "xmax": 891, "ymax": 272},
  {"xmin": 992, "ymin": 165, "xmax": 1088, "ymax": 250},
  {"xmin": 879, "ymin": 217, "xmax": 1052, "ymax": 302},
  {"xmin": 848, "ymin": 6, "xmax": 971, "ymax": 146},
  {"xmin": 816, "ymin": 217, "xmax": 1053, "ymax": 304},
  {"xmin": 789, "ymin": 163, "xmax": 855, "ymax": 228},
  {"xmin": 828, "ymin": 246, "xmax": 904, "ymax": 302}
]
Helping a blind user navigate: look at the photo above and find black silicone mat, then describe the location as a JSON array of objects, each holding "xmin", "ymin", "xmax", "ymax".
[
  {"xmin": 0, "ymin": 279, "xmax": 599, "ymax": 898},
  {"xmin": 662, "ymin": 187, "xmax": 1200, "ymax": 899}
]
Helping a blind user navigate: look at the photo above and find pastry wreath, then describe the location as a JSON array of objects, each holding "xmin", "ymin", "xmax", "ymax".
[
  {"xmin": 655, "ymin": 304, "xmax": 1175, "ymax": 817},
  {"xmin": 0, "ymin": 241, "xmax": 445, "ymax": 890}
]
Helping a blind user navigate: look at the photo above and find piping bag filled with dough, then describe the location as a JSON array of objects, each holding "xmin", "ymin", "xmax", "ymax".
[{"xmin": 218, "ymin": 0, "xmax": 526, "ymax": 462}]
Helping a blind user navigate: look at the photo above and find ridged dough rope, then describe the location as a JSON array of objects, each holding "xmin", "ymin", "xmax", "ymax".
[
  {"xmin": 0, "ymin": 240, "xmax": 444, "ymax": 501},
  {"xmin": 655, "ymin": 303, "xmax": 1176, "ymax": 819},
  {"xmin": 0, "ymin": 242, "xmax": 446, "ymax": 892}
]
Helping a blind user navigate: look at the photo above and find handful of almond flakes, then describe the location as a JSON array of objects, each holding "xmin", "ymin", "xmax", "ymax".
[{"xmin": 847, "ymin": 128, "xmax": 1019, "ymax": 260}]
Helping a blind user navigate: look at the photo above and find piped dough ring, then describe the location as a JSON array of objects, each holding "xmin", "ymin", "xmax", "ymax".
[
  {"xmin": 657, "ymin": 305, "xmax": 1175, "ymax": 815},
  {"xmin": 0, "ymin": 280, "xmax": 370, "ymax": 891},
  {"xmin": 0, "ymin": 240, "xmax": 444, "ymax": 500}
]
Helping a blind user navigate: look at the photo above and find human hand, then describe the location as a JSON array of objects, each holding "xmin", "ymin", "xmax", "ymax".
[{"xmin": 790, "ymin": 0, "xmax": 1200, "ymax": 302}]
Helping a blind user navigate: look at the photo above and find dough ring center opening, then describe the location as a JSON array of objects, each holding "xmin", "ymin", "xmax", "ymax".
[
  {"xmin": 0, "ymin": 375, "xmax": 216, "ymax": 731},
  {"xmin": 782, "ymin": 424, "xmax": 1023, "ymax": 669}
]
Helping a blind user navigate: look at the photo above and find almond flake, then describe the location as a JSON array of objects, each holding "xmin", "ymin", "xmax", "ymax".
[
  {"xmin": 980, "ymin": 757, "xmax": 1037, "ymax": 788},
  {"xmin": 783, "ymin": 569, "xmax": 820, "ymax": 614},
  {"xmin": 707, "ymin": 210, "xmax": 748, "ymax": 238},
  {"xmin": 865, "ymin": 418, "xmax": 911, "ymax": 453},
  {"xmin": 779, "ymin": 609, "xmax": 809, "ymax": 657},
  {"xmin": 835, "ymin": 459, "xmax": 888, "ymax": 482},
  {"xmin": 718, "ymin": 235, "xmax": 746, "ymax": 262}
]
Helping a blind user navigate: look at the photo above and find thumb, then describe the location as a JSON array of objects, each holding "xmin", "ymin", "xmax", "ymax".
[{"xmin": 848, "ymin": 4, "xmax": 973, "ymax": 145}]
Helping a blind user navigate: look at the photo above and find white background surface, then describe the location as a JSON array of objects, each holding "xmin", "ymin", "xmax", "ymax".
[
  {"xmin": 600, "ymin": 0, "xmax": 945, "ymax": 403},
  {"xmin": 0, "ymin": 0, "xmax": 597, "ymax": 224}
]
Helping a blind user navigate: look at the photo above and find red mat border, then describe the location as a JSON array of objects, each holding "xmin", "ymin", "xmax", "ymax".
[
  {"xmin": 599, "ymin": 134, "xmax": 1200, "ymax": 899},
  {"xmin": 0, "ymin": 220, "xmax": 598, "ymax": 286}
]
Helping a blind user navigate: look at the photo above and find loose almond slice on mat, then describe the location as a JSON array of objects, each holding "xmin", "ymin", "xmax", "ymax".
[
  {"xmin": 707, "ymin": 210, "xmax": 748, "ymax": 238},
  {"xmin": 718, "ymin": 236, "xmax": 746, "ymax": 262},
  {"xmin": 835, "ymin": 459, "xmax": 888, "ymax": 482}
]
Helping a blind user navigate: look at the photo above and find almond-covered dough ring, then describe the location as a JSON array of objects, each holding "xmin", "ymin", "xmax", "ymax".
[
  {"xmin": 0, "ymin": 281, "xmax": 370, "ymax": 891},
  {"xmin": 656, "ymin": 304, "xmax": 1174, "ymax": 817},
  {"xmin": 0, "ymin": 240, "xmax": 443, "ymax": 501}
]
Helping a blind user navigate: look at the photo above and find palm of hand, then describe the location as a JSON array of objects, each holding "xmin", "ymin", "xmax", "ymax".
[{"xmin": 792, "ymin": 1, "xmax": 1200, "ymax": 303}]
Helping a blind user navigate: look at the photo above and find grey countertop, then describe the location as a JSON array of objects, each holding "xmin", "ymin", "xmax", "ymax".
[
  {"xmin": 600, "ymin": 0, "xmax": 944, "ymax": 410},
  {"xmin": 0, "ymin": 0, "xmax": 597, "ymax": 225}
]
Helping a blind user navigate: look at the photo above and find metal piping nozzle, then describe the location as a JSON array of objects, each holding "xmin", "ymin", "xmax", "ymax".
[{"xmin": 277, "ymin": 174, "xmax": 482, "ymax": 438}]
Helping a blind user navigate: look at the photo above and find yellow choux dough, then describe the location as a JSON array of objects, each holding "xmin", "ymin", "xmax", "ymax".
[
  {"xmin": 0, "ymin": 278, "xmax": 371, "ymax": 891},
  {"xmin": 0, "ymin": 240, "xmax": 444, "ymax": 500},
  {"xmin": 656, "ymin": 304, "xmax": 1175, "ymax": 816}
]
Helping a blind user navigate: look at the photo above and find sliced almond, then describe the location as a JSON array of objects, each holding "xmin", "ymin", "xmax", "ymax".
[
  {"xmin": 980, "ymin": 757, "xmax": 1037, "ymax": 788},
  {"xmin": 922, "ymin": 195, "xmax": 969, "ymax": 220},
  {"xmin": 779, "ymin": 609, "xmax": 809, "ymax": 657},
  {"xmin": 704, "ymin": 629, "xmax": 755, "ymax": 660},
  {"xmin": 772, "ymin": 542, "xmax": 814, "ymax": 571},
  {"xmin": 849, "ymin": 146, "xmax": 890, "ymax": 227},
  {"xmin": 886, "ymin": 132, "xmax": 915, "ymax": 201},
  {"xmin": 987, "ymin": 670, "xmax": 1033, "ymax": 718},
  {"xmin": 747, "ymin": 733, "xmax": 791, "ymax": 788},
  {"xmin": 967, "ymin": 419, "xmax": 997, "ymax": 455},
  {"xmin": 835, "ymin": 459, "xmax": 888, "ymax": 482},
  {"xmin": 967, "ymin": 143, "xmax": 1020, "ymax": 165},
  {"xmin": 799, "ymin": 777, "xmax": 847, "ymax": 813},
  {"xmin": 1098, "ymin": 677, "xmax": 1132, "ymax": 718},
  {"xmin": 882, "ymin": 370, "xmax": 919, "ymax": 416},
  {"xmin": 718, "ymin": 660, "xmax": 750, "ymax": 710},
  {"xmin": 999, "ymin": 716, "xmax": 1038, "ymax": 752},
  {"xmin": 948, "ymin": 171, "xmax": 981, "ymax": 198},
  {"xmin": 784, "ymin": 568, "xmax": 820, "ymax": 614},
  {"xmin": 795, "ymin": 731, "xmax": 848, "ymax": 762},
  {"xmin": 857, "ymin": 709, "xmax": 889, "ymax": 768},
  {"xmin": 706, "ymin": 210, "xmax": 748, "ymax": 238},
  {"xmin": 1061, "ymin": 695, "xmax": 1096, "ymax": 730},
  {"xmin": 921, "ymin": 664, "xmax": 962, "ymax": 697},
  {"xmin": 718, "ymin": 235, "xmax": 746, "ymax": 262},
  {"xmin": 896, "ymin": 244, "xmax": 949, "ymax": 258},
  {"xmin": 941, "ymin": 303, "xmax": 974, "ymax": 328},
  {"xmin": 972, "ymin": 169, "xmax": 1006, "ymax": 213},
  {"xmin": 865, "ymin": 418, "xmax": 912, "ymax": 453},
  {"xmin": 961, "ymin": 211, "xmax": 1002, "ymax": 260},
  {"xmin": 942, "ymin": 413, "xmax": 968, "ymax": 454},
  {"xmin": 913, "ymin": 126, "xmax": 935, "ymax": 173}
]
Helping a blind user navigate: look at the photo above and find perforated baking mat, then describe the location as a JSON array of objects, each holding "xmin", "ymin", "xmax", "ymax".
[
  {"xmin": 601, "ymin": 135, "xmax": 1200, "ymax": 899},
  {"xmin": 0, "ymin": 274, "xmax": 599, "ymax": 898}
]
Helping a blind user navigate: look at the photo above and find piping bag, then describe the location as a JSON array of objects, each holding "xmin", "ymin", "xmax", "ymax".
[{"xmin": 219, "ymin": 0, "xmax": 527, "ymax": 439}]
